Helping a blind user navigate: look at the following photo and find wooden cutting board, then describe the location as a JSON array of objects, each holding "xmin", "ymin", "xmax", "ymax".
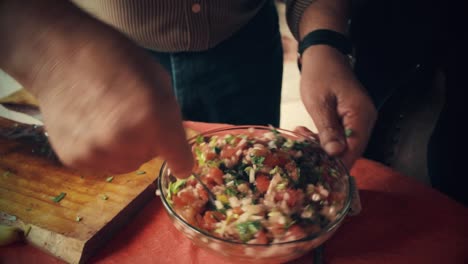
[{"xmin": 0, "ymin": 117, "xmax": 197, "ymax": 263}]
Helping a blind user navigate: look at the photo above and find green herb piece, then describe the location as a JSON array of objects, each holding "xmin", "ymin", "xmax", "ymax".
[
  {"xmin": 208, "ymin": 136, "xmax": 219, "ymax": 147},
  {"xmin": 136, "ymin": 171, "xmax": 146, "ymax": 175},
  {"xmin": 225, "ymin": 134, "xmax": 235, "ymax": 145},
  {"xmin": 25, "ymin": 208, "xmax": 32, "ymax": 212},
  {"xmin": 76, "ymin": 216, "xmax": 82, "ymax": 222},
  {"xmin": 269, "ymin": 166, "xmax": 283, "ymax": 175},
  {"xmin": 216, "ymin": 208, "xmax": 227, "ymax": 214},
  {"xmin": 269, "ymin": 126, "xmax": 280, "ymax": 135},
  {"xmin": 292, "ymin": 140, "xmax": 310, "ymax": 150},
  {"xmin": 169, "ymin": 179, "xmax": 187, "ymax": 196},
  {"xmin": 196, "ymin": 135, "xmax": 205, "ymax": 144},
  {"xmin": 195, "ymin": 147, "xmax": 206, "ymax": 166},
  {"xmin": 206, "ymin": 159, "xmax": 223, "ymax": 168},
  {"xmin": 234, "ymin": 179, "xmax": 246, "ymax": 186},
  {"xmin": 2, "ymin": 171, "xmax": 12, "ymax": 177},
  {"xmin": 329, "ymin": 168, "xmax": 339, "ymax": 178},
  {"xmin": 213, "ymin": 146, "xmax": 221, "ymax": 154},
  {"xmin": 225, "ymin": 187, "xmax": 238, "ymax": 197},
  {"xmin": 106, "ymin": 176, "xmax": 114, "ymax": 182},
  {"xmin": 251, "ymin": 156, "xmax": 265, "ymax": 167},
  {"xmin": 101, "ymin": 194, "xmax": 109, "ymax": 200},
  {"xmin": 276, "ymin": 182, "xmax": 287, "ymax": 190},
  {"xmin": 285, "ymin": 220, "xmax": 297, "ymax": 229},
  {"xmin": 5, "ymin": 215, "xmax": 17, "ymax": 221},
  {"xmin": 345, "ymin": 128, "xmax": 353, "ymax": 138},
  {"xmin": 282, "ymin": 139, "xmax": 294, "ymax": 149},
  {"xmin": 51, "ymin": 192, "xmax": 66, "ymax": 203},
  {"xmin": 236, "ymin": 221, "xmax": 262, "ymax": 242}
]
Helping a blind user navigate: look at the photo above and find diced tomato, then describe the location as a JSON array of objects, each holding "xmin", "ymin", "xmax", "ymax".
[
  {"xmin": 253, "ymin": 146, "xmax": 269, "ymax": 157},
  {"xmin": 187, "ymin": 177, "xmax": 198, "ymax": 187},
  {"xmin": 285, "ymin": 162, "xmax": 299, "ymax": 181},
  {"xmin": 232, "ymin": 207, "xmax": 244, "ymax": 215},
  {"xmin": 191, "ymin": 158, "xmax": 200, "ymax": 174},
  {"xmin": 231, "ymin": 137, "xmax": 242, "ymax": 146},
  {"xmin": 220, "ymin": 146, "xmax": 239, "ymax": 159},
  {"xmin": 196, "ymin": 185, "xmax": 209, "ymax": 201},
  {"xmin": 277, "ymin": 152, "xmax": 290, "ymax": 165},
  {"xmin": 254, "ymin": 231, "xmax": 269, "ymax": 244},
  {"xmin": 263, "ymin": 154, "xmax": 279, "ymax": 167},
  {"xmin": 274, "ymin": 191, "xmax": 285, "ymax": 202},
  {"xmin": 179, "ymin": 207, "xmax": 198, "ymax": 225},
  {"xmin": 205, "ymin": 151, "xmax": 217, "ymax": 161},
  {"xmin": 285, "ymin": 188, "xmax": 303, "ymax": 207},
  {"xmin": 201, "ymin": 211, "xmax": 226, "ymax": 231},
  {"xmin": 195, "ymin": 214, "xmax": 203, "ymax": 226},
  {"xmin": 264, "ymin": 153, "xmax": 289, "ymax": 167},
  {"xmin": 255, "ymin": 174, "xmax": 270, "ymax": 193},
  {"xmin": 287, "ymin": 225, "xmax": 306, "ymax": 240},
  {"xmin": 206, "ymin": 167, "xmax": 224, "ymax": 185},
  {"xmin": 173, "ymin": 191, "xmax": 196, "ymax": 208}
]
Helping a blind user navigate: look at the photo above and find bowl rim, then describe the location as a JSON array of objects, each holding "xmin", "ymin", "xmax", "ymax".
[{"xmin": 158, "ymin": 125, "xmax": 353, "ymax": 246}]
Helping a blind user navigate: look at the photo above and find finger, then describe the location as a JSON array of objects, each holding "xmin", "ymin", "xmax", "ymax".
[
  {"xmin": 303, "ymin": 94, "xmax": 346, "ymax": 156},
  {"xmin": 338, "ymin": 103, "xmax": 377, "ymax": 168},
  {"xmin": 293, "ymin": 126, "xmax": 319, "ymax": 140},
  {"xmin": 151, "ymin": 97, "xmax": 194, "ymax": 179}
]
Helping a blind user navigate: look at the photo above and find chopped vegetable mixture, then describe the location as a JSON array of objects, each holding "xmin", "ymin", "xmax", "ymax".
[{"xmin": 166, "ymin": 128, "xmax": 347, "ymax": 244}]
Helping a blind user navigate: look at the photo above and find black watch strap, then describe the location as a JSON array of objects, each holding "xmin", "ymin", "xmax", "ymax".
[
  {"xmin": 297, "ymin": 29, "xmax": 353, "ymax": 71},
  {"xmin": 298, "ymin": 29, "xmax": 352, "ymax": 56}
]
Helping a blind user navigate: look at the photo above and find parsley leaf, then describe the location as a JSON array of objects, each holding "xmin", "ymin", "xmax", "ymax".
[
  {"xmin": 236, "ymin": 221, "xmax": 262, "ymax": 242},
  {"xmin": 196, "ymin": 135, "xmax": 205, "ymax": 144},
  {"xmin": 225, "ymin": 187, "xmax": 238, "ymax": 197},
  {"xmin": 51, "ymin": 192, "xmax": 66, "ymax": 203},
  {"xmin": 251, "ymin": 156, "xmax": 265, "ymax": 167},
  {"xmin": 195, "ymin": 147, "xmax": 206, "ymax": 166}
]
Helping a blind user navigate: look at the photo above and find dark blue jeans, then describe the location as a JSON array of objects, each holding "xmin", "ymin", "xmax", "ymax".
[{"xmin": 149, "ymin": 0, "xmax": 283, "ymax": 127}]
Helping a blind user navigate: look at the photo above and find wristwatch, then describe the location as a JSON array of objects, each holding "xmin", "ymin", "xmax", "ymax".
[{"xmin": 297, "ymin": 29, "xmax": 355, "ymax": 71}]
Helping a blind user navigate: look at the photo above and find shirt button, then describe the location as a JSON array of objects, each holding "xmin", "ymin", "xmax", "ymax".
[{"xmin": 192, "ymin": 3, "xmax": 201, "ymax": 13}]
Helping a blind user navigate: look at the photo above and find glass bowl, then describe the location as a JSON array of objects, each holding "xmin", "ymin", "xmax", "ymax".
[{"xmin": 158, "ymin": 126, "xmax": 353, "ymax": 264}]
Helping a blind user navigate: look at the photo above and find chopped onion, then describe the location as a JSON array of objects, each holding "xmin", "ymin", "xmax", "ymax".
[{"xmin": 249, "ymin": 168, "xmax": 256, "ymax": 183}]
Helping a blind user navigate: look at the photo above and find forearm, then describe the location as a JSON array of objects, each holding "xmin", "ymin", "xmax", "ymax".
[
  {"xmin": 299, "ymin": 0, "xmax": 349, "ymax": 38},
  {"xmin": 0, "ymin": 0, "xmax": 113, "ymax": 96},
  {"xmin": 286, "ymin": 0, "xmax": 349, "ymax": 40}
]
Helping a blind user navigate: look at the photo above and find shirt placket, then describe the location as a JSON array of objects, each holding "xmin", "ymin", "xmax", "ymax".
[{"xmin": 186, "ymin": 0, "xmax": 210, "ymax": 50}]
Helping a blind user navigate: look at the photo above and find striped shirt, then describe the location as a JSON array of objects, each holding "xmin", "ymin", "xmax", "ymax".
[{"xmin": 71, "ymin": 0, "xmax": 313, "ymax": 52}]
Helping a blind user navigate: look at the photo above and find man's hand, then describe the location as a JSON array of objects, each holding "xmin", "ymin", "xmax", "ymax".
[
  {"xmin": 38, "ymin": 40, "xmax": 193, "ymax": 177},
  {"xmin": 300, "ymin": 45, "xmax": 377, "ymax": 168},
  {"xmin": 0, "ymin": 0, "xmax": 193, "ymax": 177}
]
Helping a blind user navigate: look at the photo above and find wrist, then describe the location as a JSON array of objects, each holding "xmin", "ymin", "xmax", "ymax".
[{"xmin": 301, "ymin": 45, "xmax": 351, "ymax": 68}]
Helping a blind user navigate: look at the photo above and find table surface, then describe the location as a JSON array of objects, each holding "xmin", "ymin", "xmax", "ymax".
[{"xmin": 1, "ymin": 121, "xmax": 467, "ymax": 264}]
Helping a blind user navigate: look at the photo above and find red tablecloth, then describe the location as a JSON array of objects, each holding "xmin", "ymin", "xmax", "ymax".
[{"xmin": 1, "ymin": 122, "xmax": 468, "ymax": 264}]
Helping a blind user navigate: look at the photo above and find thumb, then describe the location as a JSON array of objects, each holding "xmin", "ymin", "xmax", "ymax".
[{"xmin": 304, "ymin": 95, "xmax": 346, "ymax": 156}]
